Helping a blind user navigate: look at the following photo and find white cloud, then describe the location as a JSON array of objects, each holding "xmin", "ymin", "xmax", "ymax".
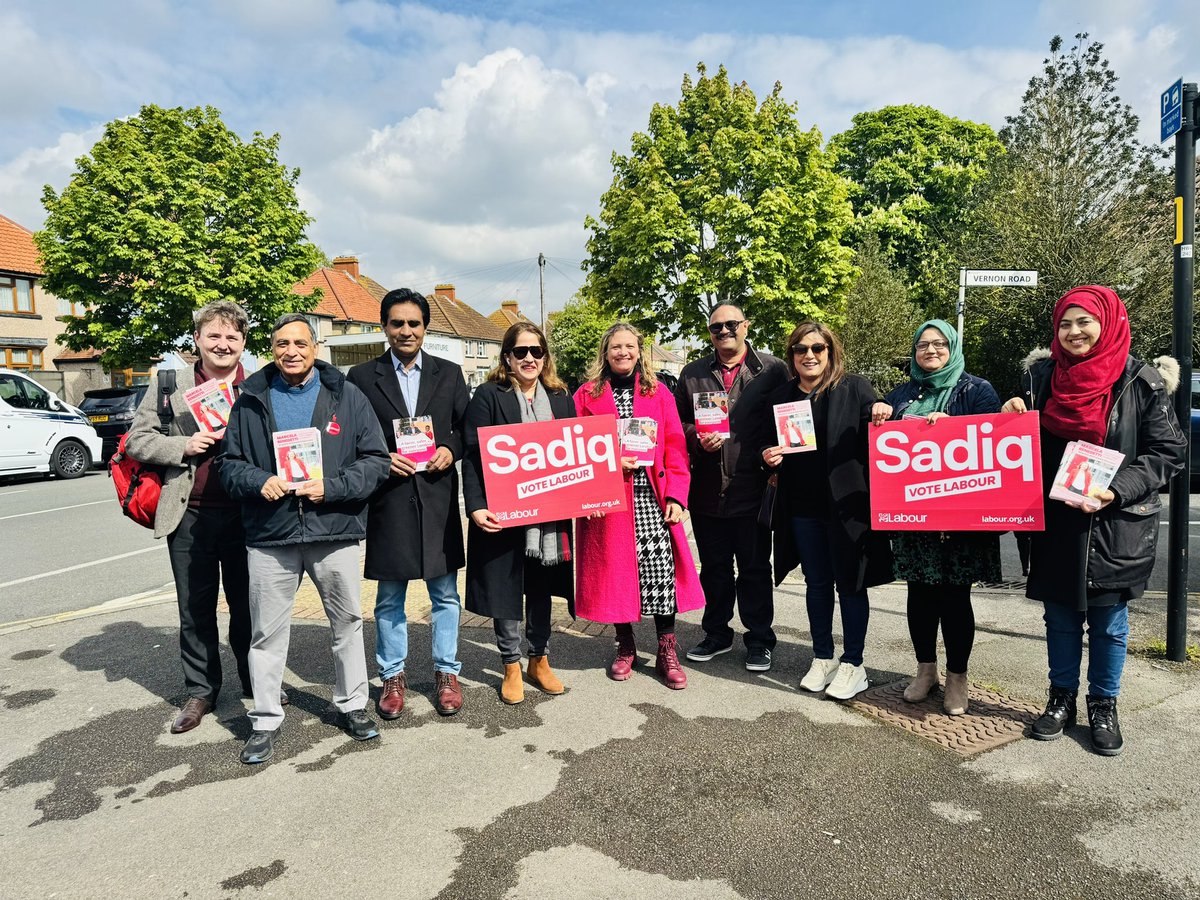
[{"xmin": 0, "ymin": 126, "xmax": 104, "ymax": 231}]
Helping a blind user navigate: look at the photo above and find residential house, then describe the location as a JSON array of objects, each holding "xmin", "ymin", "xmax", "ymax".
[
  {"xmin": 488, "ymin": 299, "xmax": 534, "ymax": 331},
  {"xmin": 0, "ymin": 213, "xmax": 111, "ymax": 403},
  {"xmin": 293, "ymin": 259, "xmax": 504, "ymax": 384}
]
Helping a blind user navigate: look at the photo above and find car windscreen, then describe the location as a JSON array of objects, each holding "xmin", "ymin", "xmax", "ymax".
[{"xmin": 80, "ymin": 391, "xmax": 141, "ymax": 412}]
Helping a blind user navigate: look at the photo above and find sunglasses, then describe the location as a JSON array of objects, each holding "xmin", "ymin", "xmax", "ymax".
[
  {"xmin": 708, "ymin": 320, "xmax": 745, "ymax": 334},
  {"xmin": 509, "ymin": 345, "xmax": 546, "ymax": 360},
  {"xmin": 389, "ymin": 319, "xmax": 424, "ymax": 330},
  {"xmin": 915, "ymin": 339, "xmax": 949, "ymax": 351},
  {"xmin": 791, "ymin": 343, "xmax": 827, "ymax": 356}
]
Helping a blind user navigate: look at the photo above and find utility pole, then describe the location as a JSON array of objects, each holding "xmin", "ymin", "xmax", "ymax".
[
  {"xmin": 1166, "ymin": 80, "xmax": 1198, "ymax": 662},
  {"xmin": 538, "ymin": 252, "xmax": 546, "ymax": 333}
]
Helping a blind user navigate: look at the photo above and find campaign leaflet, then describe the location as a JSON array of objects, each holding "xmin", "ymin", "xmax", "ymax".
[
  {"xmin": 1048, "ymin": 440, "xmax": 1124, "ymax": 511},
  {"xmin": 393, "ymin": 416, "xmax": 437, "ymax": 472},
  {"xmin": 693, "ymin": 391, "xmax": 730, "ymax": 437},
  {"xmin": 183, "ymin": 378, "xmax": 234, "ymax": 434},
  {"xmin": 272, "ymin": 427, "xmax": 324, "ymax": 489},
  {"xmin": 773, "ymin": 400, "xmax": 816, "ymax": 454},
  {"xmin": 618, "ymin": 417, "xmax": 658, "ymax": 466}
]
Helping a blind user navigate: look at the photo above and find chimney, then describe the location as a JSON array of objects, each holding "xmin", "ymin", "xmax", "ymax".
[
  {"xmin": 435, "ymin": 283, "xmax": 456, "ymax": 302},
  {"xmin": 501, "ymin": 299, "xmax": 518, "ymax": 311},
  {"xmin": 332, "ymin": 256, "xmax": 360, "ymax": 279}
]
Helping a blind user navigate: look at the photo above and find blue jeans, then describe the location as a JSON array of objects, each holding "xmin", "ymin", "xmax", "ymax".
[
  {"xmin": 1042, "ymin": 601, "xmax": 1128, "ymax": 698},
  {"xmin": 375, "ymin": 572, "xmax": 462, "ymax": 678},
  {"xmin": 791, "ymin": 517, "xmax": 870, "ymax": 666}
]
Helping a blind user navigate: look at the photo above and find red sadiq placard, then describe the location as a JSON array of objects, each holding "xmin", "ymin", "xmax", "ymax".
[
  {"xmin": 478, "ymin": 415, "xmax": 628, "ymax": 527},
  {"xmin": 869, "ymin": 412, "xmax": 1044, "ymax": 531}
]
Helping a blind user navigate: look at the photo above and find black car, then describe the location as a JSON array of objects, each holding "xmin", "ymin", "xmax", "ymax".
[
  {"xmin": 1192, "ymin": 375, "xmax": 1199, "ymax": 487},
  {"xmin": 79, "ymin": 387, "xmax": 148, "ymax": 462}
]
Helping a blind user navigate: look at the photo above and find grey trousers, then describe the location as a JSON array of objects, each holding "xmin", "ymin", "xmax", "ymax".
[{"xmin": 246, "ymin": 541, "xmax": 368, "ymax": 731}]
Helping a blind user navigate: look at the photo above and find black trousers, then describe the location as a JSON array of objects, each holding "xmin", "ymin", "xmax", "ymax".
[
  {"xmin": 906, "ymin": 581, "xmax": 975, "ymax": 673},
  {"xmin": 166, "ymin": 505, "xmax": 251, "ymax": 701},
  {"xmin": 692, "ymin": 512, "xmax": 776, "ymax": 650},
  {"xmin": 493, "ymin": 557, "xmax": 554, "ymax": 664}
]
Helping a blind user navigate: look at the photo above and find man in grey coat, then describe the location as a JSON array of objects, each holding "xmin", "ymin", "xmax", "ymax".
[{"xmin": 125, "ymin": 300, "xmax": 254, "ymax": 734}]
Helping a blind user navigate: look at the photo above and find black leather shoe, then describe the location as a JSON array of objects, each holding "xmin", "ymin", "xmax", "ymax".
[
  {"xmin": 340, "ymin": 709, "xmax": 380, "ymax": 741},
  {"xmin": 1086, "ymin": 695, "xmax": 1124, "ymax": 756},
  {"xmin": 240, "ymin": 730, "xmax": 276, "ymax": 764},
  {"xmin": 1031, "ymin": 687, "xmax": 1077, "ymax": 740}
]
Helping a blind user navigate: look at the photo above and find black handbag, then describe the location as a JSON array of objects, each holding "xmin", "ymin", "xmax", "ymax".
[{"xmin": 757, "ymin": 473, "xmax": 778, "ymax": 529}]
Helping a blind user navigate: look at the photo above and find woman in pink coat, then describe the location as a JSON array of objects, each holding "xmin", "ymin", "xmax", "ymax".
[{"xmin": 574, "ymin": 323, "xmax": 705, "ymax": 689}]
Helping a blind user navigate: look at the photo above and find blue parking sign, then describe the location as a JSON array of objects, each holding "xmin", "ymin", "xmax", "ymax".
[{"xmin": 1161, "ymin": 78, "xmax": 1183, "ymax": 143}]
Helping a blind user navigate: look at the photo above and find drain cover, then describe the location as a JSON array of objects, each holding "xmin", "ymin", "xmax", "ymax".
[{"xmin": 850, "ymin": 679, "xmax": 1043, "ymax": 756}]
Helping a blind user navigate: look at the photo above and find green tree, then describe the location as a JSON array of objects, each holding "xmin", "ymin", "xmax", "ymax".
[
  {"xmin": 36, "ymin": 104, "xmax": 323, "ymax": 368},
  {"xmin": 583, "ymin": 63, "xmax": 857, "ymax": 346},
  {"xmin": 840, "ymin": 236, "xmax": 923, "ymax": 394},
  {"xmin": 959, "ymin": 35, "xmax": 1173, "ymax": 394},
  {"xmin": 546, "ymin": 292, "xmax": 617, "ymax": 387},
  {"xmin": 829, "ymin": 105, "xmax": 1004, "ymax": 308}
]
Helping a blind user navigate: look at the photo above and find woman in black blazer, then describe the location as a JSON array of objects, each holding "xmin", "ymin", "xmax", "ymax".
[{"xmin": 462, "ymin": 323, "xmax": 575, "ymax": 705}]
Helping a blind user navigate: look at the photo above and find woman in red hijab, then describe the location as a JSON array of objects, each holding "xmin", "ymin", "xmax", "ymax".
[{"xmin": 1002, "ymin": 286, "xmax": 1186, "ymax": 756}]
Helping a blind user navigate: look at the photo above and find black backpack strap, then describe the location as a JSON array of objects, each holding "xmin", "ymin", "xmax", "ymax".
[{"xmin": 156, "ymin": 369, "xmax": 178, "ymax": 435}]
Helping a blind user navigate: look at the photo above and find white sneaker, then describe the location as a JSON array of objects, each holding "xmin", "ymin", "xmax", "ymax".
[
  {"xmin": 824, "ymin": 662, "xmax": 869, "ymax": 700},
  {"xmin": 799, "ymin": 657, "xmax": 840, "ymax": 692}
]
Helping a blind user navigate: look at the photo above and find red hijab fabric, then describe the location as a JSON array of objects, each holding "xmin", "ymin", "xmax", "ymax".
[{"xmin": 1041, "ymin": 285, "xmax": 1131, "ymax": 444}]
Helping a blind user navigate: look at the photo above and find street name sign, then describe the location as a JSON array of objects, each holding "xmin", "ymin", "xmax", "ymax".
[
  {"xmin": 963, "ymin": 270, "xmax": 1038, "ymax": 287},
  {"xmin": 1162, "ymin": 78, "xmax": 1183, "ymax": 143}
]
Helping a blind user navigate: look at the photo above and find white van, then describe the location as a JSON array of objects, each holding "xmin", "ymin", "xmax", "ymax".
[{"xmin": 0, "ymin": 368, "xmax": 102, "ymax": 479}]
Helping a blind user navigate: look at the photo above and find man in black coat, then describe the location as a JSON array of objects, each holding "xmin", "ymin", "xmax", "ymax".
[
  {"xmin": 347, "ymin": 288, "xmax": 471, "ymax": 718},
  {"xmin": 675, "ymin": 302, "xmax": 789, "ymax": 672}
]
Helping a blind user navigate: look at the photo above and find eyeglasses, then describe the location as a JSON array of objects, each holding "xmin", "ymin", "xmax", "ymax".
[
  {"xmin": 509, "ymin": 346, "xmax": 546, "ymax": 360},
  {"xmin": 389, "ymin": 319, "xmax": 424, "ymax": 330},
  {"xmin": 915, "ymin": 340, "xmax": 949, "ymax": 352},
  {"xmin": 708, "ymin": 320, "xmax": 745, "ymax": 335},
  {"xmin": 791, "ymin": 343, "xmax": 827, "ymax": 356}
]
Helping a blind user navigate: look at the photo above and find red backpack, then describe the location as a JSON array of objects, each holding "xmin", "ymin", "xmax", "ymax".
[{"xmin": 109, "ymin": 370, "xmax": 177, "ymax": 528}]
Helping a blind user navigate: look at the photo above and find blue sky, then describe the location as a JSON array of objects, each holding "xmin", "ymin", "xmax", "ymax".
[{"xmin": 0, "ymin": 0, "xmax": 1189, "ymax": 318}]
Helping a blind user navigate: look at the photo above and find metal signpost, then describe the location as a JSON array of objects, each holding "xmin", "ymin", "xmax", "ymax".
[
  {"xmin": 956, "ymin": 269, "xmax": 1039, "ymax": 339},
  {"xmin": 1165, "ymin": 78, "xmax": 1198, "ymax": 662}
]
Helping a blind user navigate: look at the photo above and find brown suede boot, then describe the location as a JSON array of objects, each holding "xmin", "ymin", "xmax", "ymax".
[
  {"xmin": 903, "ymin": 661, "xmax": 940, "ymax": 702},
  {"xmin": 943, "ymin": 671, "xmax": 970, "ymax": 716},
  {"xmin": 500, "ymin": 662, "xmax": 524, "ymax": 705},
  {"xmin": 526, "ymin": 655, "xmax": 565, "ymax": 695}
]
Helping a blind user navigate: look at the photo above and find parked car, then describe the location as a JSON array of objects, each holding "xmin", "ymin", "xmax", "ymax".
[
  {"xmin": 80, "ymin": 386, "xmax": 149, "ymax": 462},
  {"xmin": 0, "ymin": 368, "xmax": 101, "ymax": 479},
  {"xmin": 1191, "ymin": 374, "xmax": 1199, "ymax": 488}
]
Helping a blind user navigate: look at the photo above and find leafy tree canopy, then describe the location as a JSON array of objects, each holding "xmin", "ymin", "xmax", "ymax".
[
  {"xmin": 546, "ymin": 291, "xmax": 617, "ymax": 388},
  {"xmin": 829, "ymin": 105, "xmax": 1004, "ymax": 308},
  {"xmin": 840, "ymin": 235, "xmax": 923, "ymax": 394},
  {"xmin": 956, "ymin": 34, "xmax": 1173, "ymax": 395},
  {"xmin": 36, "ymin": 104, "xmax": 324, "ymax": 368},
  {"xmin": 584, "ymin": 63, "xmax": 857, "ymax": 346}
]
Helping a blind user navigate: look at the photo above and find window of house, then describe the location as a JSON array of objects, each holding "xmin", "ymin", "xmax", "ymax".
[
  {"xmin": 111, "ymin": 367, "xmax": 152, "ymax": 388},
  {"xmin": 57, "ymin": 296, "xmax": 88, "ymax": 317},
  {"xmin": 0, "ymin": 347, "xmax": 43, "ymax": 370},
  {"xmin": 0, "ymin": 276, "xmax": 35, "ymax": 314}
]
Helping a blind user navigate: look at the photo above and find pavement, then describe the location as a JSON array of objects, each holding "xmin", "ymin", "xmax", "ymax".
[{"xmin": 1, "ymin": 565, "xmax": 1199, "ymax": 899}]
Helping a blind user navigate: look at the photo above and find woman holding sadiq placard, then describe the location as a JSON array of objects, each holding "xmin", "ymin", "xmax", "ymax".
[
  {"xmin": 1001, "ymin": 286, "xmax": 1186, "ymax": 755},
  {"xmin": 869, "ymin": 319, "xmax": 1002, "ymax": 716},
  {"xmin": 573, "ymin": 323, "xmax": 703, "ymax": 690},
  {"xmin": 762, "ymin": 323, "xmax": 893, "ymax": 700},
  {"xmin": 463, "ymin": 323, "xmax": 576, "ymax": 705}
]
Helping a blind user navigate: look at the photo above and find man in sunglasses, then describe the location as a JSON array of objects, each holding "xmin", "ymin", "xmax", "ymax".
[
  {"xmin": 676, "ymin": 302, "xmax": 789, "ymax": 671},
  {"xmin": 347, "ymin": 288, "xmax": 471, "ymax": 719}
]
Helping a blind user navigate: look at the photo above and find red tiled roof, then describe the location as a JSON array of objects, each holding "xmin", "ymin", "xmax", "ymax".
[
  {"xmin": 54, "ymin": 348, "xmax": 103, "ymax": 362},
  {"xmin": 428, "ymin": 288, "xmax": 506, "ymax": 342},
  {"xmin": 293, "ymin": 267, "xmax": 379, "ymax": 324},
  {"xmin": 0, "ymin": 213, "xmax": 44, "ymax": 277},
  {"xmin": 488, "ymin": 300, "xmax": 534, "ymax": 330}
]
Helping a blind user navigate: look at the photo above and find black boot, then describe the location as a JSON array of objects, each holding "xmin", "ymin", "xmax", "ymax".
[
  {"xmin": 1086, "ymin": 695, "xmax": 1123, "ymax": 756},
  {"xmin": 1031, "ymin": 687, "xmax": 1077, "ymax": 741}
]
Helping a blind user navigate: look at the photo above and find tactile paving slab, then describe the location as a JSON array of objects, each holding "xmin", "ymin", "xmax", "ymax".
[{"xmin": 849, "ymin": 679, "xmax": 1043, "ymax": 756}]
